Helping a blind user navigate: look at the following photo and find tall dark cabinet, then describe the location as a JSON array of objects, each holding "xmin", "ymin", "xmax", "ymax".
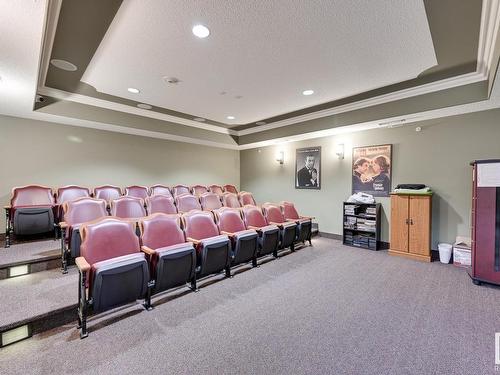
[{"xmin": 470, "ymin": 159, "xmax": 500, "ymax": 286}]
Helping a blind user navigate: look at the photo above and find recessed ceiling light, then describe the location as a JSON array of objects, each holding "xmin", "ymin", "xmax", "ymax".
[
  {"xmin": 192, "ymin": 24, "xmax": 210, "ymax": 38},
  {"xmin": 256, "ymin": 121, "xmax": 266, "ymax": 125},
  {"xmin": 163, "ymin": 76, "xmax": 180, "ymax": 85},
  {"xmin": 226, "ymin": 116, "xmax": 235, "ymax": 120},
  {"xmin": 50, "ymin": 59, "xmax": 78, "ymax": 71},
  {"xmin": 128, "ymin": 87, "xmax": 140, "ymax": 94},
  {"xmin": 193, "ymin": 117, "xmax": 206, "ymax": 122},
  {"xmin": 302, "ymin": 90, "xmax": 314, "ymax": 96},
  {"xmin": 137, "ymin": 103, "xmax": 152, "ymax": 109}
]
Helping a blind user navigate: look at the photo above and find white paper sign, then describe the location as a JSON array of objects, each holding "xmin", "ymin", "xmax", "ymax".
[{"xmin": 477, "ymin": 163, "xmax": 500, "ymax": 187}]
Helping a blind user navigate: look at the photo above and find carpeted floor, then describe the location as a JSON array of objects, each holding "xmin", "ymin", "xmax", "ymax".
[
  {"xmin": 0, "ymin": 240, "xmax": 59, "ymax": 267},
  {"xmin": 0, "ymin": 237, "xmax": 498, "ymax": 375}
]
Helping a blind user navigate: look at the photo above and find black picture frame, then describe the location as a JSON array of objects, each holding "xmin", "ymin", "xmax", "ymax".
[{"xmin": 295, "ymin": 146, "xmax": 321, "ymax": 190}]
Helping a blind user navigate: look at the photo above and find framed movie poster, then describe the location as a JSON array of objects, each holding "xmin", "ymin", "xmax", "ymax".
[
  {"xmin": 352, "ymin": 144, "xmax": 392, "ymax": 197},
  {"xmin": 295, "ymin": 146, "xmax": 321, "ymax": 189}
]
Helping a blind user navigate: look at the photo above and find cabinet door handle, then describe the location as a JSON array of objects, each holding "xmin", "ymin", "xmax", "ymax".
[
  {"xmin": 409, "ymin": 218, "xmax": 414, "ymax": 225},
  {"xmin": 405, "ymin": 218, "xmax": 409, "ymax": 225}
]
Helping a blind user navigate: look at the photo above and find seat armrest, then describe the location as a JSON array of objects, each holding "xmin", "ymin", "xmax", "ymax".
[
  {"xmin": 4, "ymin": 205, "xmax": 11, "ymax": 210},
  {"xmin": 59, "ymin": 221, "xmax": 68, "ymax": 229},
  {"xmin": 75, "ymin": 257, "xmax": 90, "ymax": 272},
  {"xmin": 247, "ymin": 225, "xmax": 262, "ymax": 231},
  {"xmin": 269, "ymin": 221, "xmax": 284, "ymax": 228},
  {"xmin": 220, "ymin": 230, "xmax": 235, "ymax": 237},
  {"xmin": 141, "ymin": 245, "xmax": 155, "ymax": 256},
  {"xmin": 300, "ymin": 216, "xmax": 314, "ymax": 220},
  {"xmin": 186, "ymin": 237, "xmax": 201, "ymax": 245}
]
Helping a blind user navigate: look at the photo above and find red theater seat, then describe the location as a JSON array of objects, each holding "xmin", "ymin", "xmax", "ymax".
[
  {"xmin": 280, "ymin": 201, "xmax": 313, "ymax": 245},
  {"xmin": 200, "ymin": 192, "xmax": 222, "ymax": 211},
  {"xmin": 140, "ymin": 214, "xmax": 197, "ymax": 293},
  {"xmin": 191, "ymin": 185, "xmax": 208, "ymax": 196},
  {"xmin": 223, "ymin": 184, "xmax": 238, "ymax": 194},
  {"xmin": 59, "ymin": 197, "xmax": 108, "ymax": 273},
  {"xmin": 181, "ymin": 210, "xmax": 231, "ymax": 278},
  {"xmin": 145, "ymin": 195, "xmax": 177, "ymax": 215},
  {"xmin": 93, "ymin": 185, "xmax": 122, "ymax": 202},
  {"xmin": 110, "ymin": 196, "xmax": 147, "ymax": 220},
  {"xmin": 262, "ymin": 203, "xmax": 297, "ymax": 252},
  {"xmin": 239, "ymin": 191, "xmax": 256, "ymax": 206},
  {"xmin": 149, "ymin": 184, "xmax": 173, "ymax": 198},
  {"xmin": 5, "ymin": 185, "xmax": 56, "ymax": 247},
  {"xmin": 125, "ymin": 185, "xmax": 150, "ymax": 200},
  {"xmin": 76, "ymin": 217, "xmax": 151, "ymax": 338},
  {"xmin": 175, "ymin": 194, "xmax": 201, "ymax": 213},
  {"xmin": 172, "ymin": 184, "xmax": 190, "ymax": 197},
  {"xmin": 214, "ymin": 207, "xmax": 258, "ymax": 267},
  {"xmin": 241, "ymin": 205, "xmax": 280, "ymax": 258},
  {"xmin": 221, "ymin": 192, "xmax": 241, "ymax": 208},
  {"xmin": 208, "ymin": 184, "xmax": 224, "ymax": 196},
  {"xmin": 55, "ymin": 185, "xmax": 91, "ymax": 222}
]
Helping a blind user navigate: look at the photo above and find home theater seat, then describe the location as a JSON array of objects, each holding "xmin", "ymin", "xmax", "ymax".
[
  {"xmin": 3, "ymin": 2, "xmax": 500, "ymax": 372},
  {"xmin": 262, "ymin": 203, "xmax": 298, "ymax": 253},
  {"xmin": 145, "ymin": 195, "xmax": 177, "ymax": 215},
  {"xmin": 215, "ymin": 207, "xmax": 258, "ymax": 267},
  {"xmin": 76, "ymin": 217, "xmax": 151, "ymax": 338},
  {"xmin": 5, "ymin": 185, "xmax": 56, "ymax": 247},
  {"xmin": 242, "ymin": 205, "xmax": 280, "ymax": 259},
  {"xmin": 140, "ymin": 214, "xmax": 197, "ymax": 293},
  {"xmin": 182, "ymin": 210, "xmax": 231, "ymax": 279},
  {"xmin": 59, "ymin": 197, "xmax": 108, "ymax": 272}
]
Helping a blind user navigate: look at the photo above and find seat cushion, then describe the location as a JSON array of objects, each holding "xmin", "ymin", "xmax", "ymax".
[{"xmin": 89, "ymin": 252, "xmax": 146, "ymax": 290}]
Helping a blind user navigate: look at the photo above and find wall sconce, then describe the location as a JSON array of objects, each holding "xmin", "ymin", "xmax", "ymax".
[
  {"xmin": 276, "ymin": 150, "xmax": 284, "ymax": 165},
  {"xmin": 335, "ymin": 143, "xmax": 345, "ymax": 159}
]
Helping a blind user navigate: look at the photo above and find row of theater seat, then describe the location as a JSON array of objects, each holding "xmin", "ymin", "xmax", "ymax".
[
  {"xmin": 75, "ymin": 205, "xmax": 313, "ymax": 338},
  {"xmin": 59, "ymin": 196, "xmax": 301, "ymax": 272},
  {"xmin": 3, "ymin": 184, "xmax": 245, "ymax": 248}
]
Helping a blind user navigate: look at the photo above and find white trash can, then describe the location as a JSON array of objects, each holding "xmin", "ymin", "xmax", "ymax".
[{"xmin": 438, "ymin": 243, "xmax": 452, "ymax": 264}]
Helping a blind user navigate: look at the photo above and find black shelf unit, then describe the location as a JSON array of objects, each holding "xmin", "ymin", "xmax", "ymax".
[{"xmin": 343, "ymin": 202, "xmax": 381, "ymax": 251}]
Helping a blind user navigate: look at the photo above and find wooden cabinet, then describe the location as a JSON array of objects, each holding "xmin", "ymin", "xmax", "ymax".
[{"xmin": 389, "ymin": 194, "xmax": 432, "ymax": 262}]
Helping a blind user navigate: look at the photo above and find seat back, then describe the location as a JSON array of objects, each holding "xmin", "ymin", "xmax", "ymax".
[
  {"xmin": 181, "ymin": 210, "xmax": 219, "ymax": 240},
  {"xmin": 214, "ymin": 207, "xmax": 246, "ymax": 233},
  {"xmin": 11, "ymin": 185, "xmax": 54, "ymax": 207},
  {"xmin": 150, "ymin": 184, "xmax": 173, "ymax": 197},
  {"xmin": 239, "ymin": 191, "xmax": 256, "ymax": 206},
  {"xmin": 208, "ymin": 184, "xmax": 224, "ymax": 195},
  {"xmin": 223, "ymin": 184, "xmax": 238, "ymax": 194},
  {"xmin": 191, "ymin": 185, "xmax": 208, "ymax": 196},
  {"xmin": 242, "ymin": 205, "xmax": 268, "ymax": 228},
  {"xmin": 80, "ymin": 217, "xmax": 140, "ymax": 266},
  {"xmin": 139, "ymin": 213, "xmax": 185, "ymax": 250},
  {"xmin": 63, "ymin": 197, "xmax": 108, "ymax": 226},
  {"xmin": 221, "ymin": 192, "xmax": 241, "ymax": 208},
  {"xmin": 125, "ymin": 185, "xmax": 149, "ymax": 199},
  {"xmin": 145, "ymin": 195, "xmax": 177, "ymax": 214},
  {"xmin": 262, "ymin": 203, "xmax": 286, "ymax": 224},
  {"xmin": 200, "ymin": 192, "xmax": 222, "ymax": 211},
  {"xmin": 280, "ymin": 201, "xmax": 300, "ymax": 220},
  {"xmin": 56, "ymin": 185, "xmax": 90, "ymax": 205},
  {"xmin": 175, "ymin": 194, "xmax": 201, "ymax": 213},
  {"xmin": 94, "ymin": 185, "xmax": 122, "ymax": 202},
  {"xmin": 172, "ymin": 184, "xmax": 190, "ymax": 197},
  {"xmin": 110, "ymin": 196, "xmax": 146, "ymax": 219}
]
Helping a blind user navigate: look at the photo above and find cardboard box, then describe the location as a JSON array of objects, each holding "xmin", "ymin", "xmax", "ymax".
[{"xmin": 453, "ymin": 236, "xmax": 471, "ymax": 268}]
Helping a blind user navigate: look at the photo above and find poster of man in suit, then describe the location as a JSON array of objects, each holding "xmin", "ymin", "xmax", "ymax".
[
  {"xmin": 352, "ymin": 144, "xmax": 392, "ymax": 197},
  {"xmin": 295, "ymin": 147, "xmax": 321, "ymax": 189}
]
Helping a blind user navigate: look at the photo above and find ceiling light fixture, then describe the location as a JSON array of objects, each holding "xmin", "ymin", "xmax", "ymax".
[
  {"xmin": 137, "ymin": 103, "xmax": 152, "ymax": 109},
  {"xmin": 128, "ymin": 87, "xmax": 140, "ymax": 94},
  {"xmin": 302, "ymin": 90, "xmax": 314, "ymax": 96},
  {"xmin": 192, "ymin": 24, "xmax": 210, "ymax": 38},
  {"xmin": 50, "ymin": 59, "xmax": 78, "ymax": 71},
  {"xmin": 226, "ymin": 116, "xmax": 235, "ymax": 120},
  {"xmin": 193, "ymin": 117, "xmax": 206, "ymax": 122}
]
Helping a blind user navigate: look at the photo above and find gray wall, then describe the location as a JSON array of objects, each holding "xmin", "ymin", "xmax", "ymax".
[
  {"xmin": 0, "ymin": 115, "xmax": 240, "ymax": 233},
  {"xmin": 240, "ymin": 108, "xmax": 500, "ymax": 248}
]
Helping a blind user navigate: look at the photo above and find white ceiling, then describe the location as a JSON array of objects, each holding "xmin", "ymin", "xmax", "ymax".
[{"xmin": 82, "ymin": 0, "xmax": 437, "ymax": 125}]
